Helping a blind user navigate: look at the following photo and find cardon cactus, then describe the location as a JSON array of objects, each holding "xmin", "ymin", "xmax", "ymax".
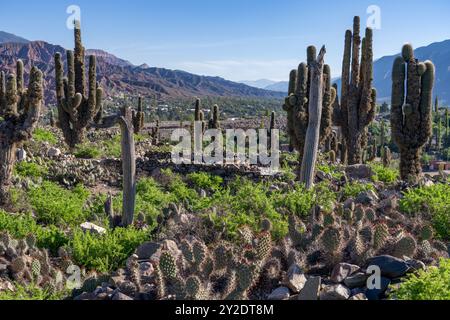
[
  {"xmin": 283, "ymin": 46, "xmax": 336, "ymax": 160},
  {"xmin": 0, "ymin": 63, "xmax": 43, "ymax": 204},
  {"xmin": 391, "ymin": 44, "xmax": 435, "ymax": 182},
  {"xmin": 333, "ymin": 16, "xmax": 377, "ymax": 164},
  {"xmin": 208, "ymin": 104, "xmax": 220, "ymax": 129},
  {"xmin": 132, "ymin": 97, "xmax": 145, "ymax": 134},
  {"xmin": 54, "ymin": 21, "xmax": 103, "ymax": 149}
]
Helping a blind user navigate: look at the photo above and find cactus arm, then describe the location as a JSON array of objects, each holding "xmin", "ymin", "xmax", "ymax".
[
  {"xmin": 67, "ymin": 50, "xmax": 76, "ymax": 99},
  {"xmin": 74, "ymin": 25, "xmax": 86, "ymax": 96},
  {"xmin": 84, "ymin": 55, "xmax": 97, "ymax": 124},
  {"xmin": 391, "ymin": 56, "xmax": 406, "ymax": 146},
  {"xmin": 288, "ymin": 69, "xmax": 296, "ymax": 96},
  {"xmin": 5, "ymin": 75, "xmax": 18, "ymax": 115},
  {"xmin": 418, "ymin": 61, "xmax": 435, "ymax": 145},
  {"xmin": 16, "ymin": 60, "xmax": 24, "ymax": 96}
]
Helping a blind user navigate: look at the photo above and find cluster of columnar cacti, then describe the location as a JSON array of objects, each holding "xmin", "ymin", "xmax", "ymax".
[
  {"xmin": 0, "ymin": 61, "xmax": 43, "ymax": 204},
  {"xmin": 132, "ymin": 97, "xmax": 145, "ymax": 134},
  {"xmin": 0, "ymin": 232, "xmax": 65, "ymax": 293},
  {"xmin": 54, "ymin": 22, "xmax": 103, "ymax": 149},
  {"xmin": 391, "ymin": 44, "xmax": 435, "ymax": 182},
  {"xmin": 283, "ymin": 46, "xmax": 336, "ymax": 161},
  {"xmin": 333, "ymin": 16, "xmax": 377, "ymax": 164},
  {"xmin": 155, "ymin": 220, "xmax": 273, "ymax": 300}
]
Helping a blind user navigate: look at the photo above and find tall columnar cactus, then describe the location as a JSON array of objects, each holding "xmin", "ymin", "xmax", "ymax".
[
  {"xmin": 209, "ymin": 104, "xmax": 220, "ymax": 129},
  {"xmin": 391, "ymin": 44, "xmax": 435, "ymax": 181},
  {"xmin": 132, "ymin": 97, "xmax": 145, "ymax": 134},
  {"xmin": 299, "ymin": 46, "xmax": 328, "ymax": 189},
  {"xmin": 333, "ymin": 16, "xmax": 377, "ymax": 164},
  {"xmin": 283, "ymin": 46, "xmax": 336, "ymax": 162},
  {"xmin": 194, "ymin": 98, "xmax": 201, "ymax": 121},
  {"xmin": 54, "ymin": 22, "xmax": 103, "ymax": 149},
  {"xmin": 270, "ymin": 111, "xmax": 276, "ymax": 130},
  {"xmin": 0, "ymin": 63, "xmax": 43, "ymax": 204}
]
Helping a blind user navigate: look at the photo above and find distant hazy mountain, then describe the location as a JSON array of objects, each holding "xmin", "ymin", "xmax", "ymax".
[
  {"xmin": 264, "ymin": 81, "xmax": 288, "ymax": 93},
  {"xmin": 0, "ymin": 33, "xmax": 284, "ymax": 104},
  {"xmin": 240, "ymin": 79, "xmax": 278, "ymax": 89},
  {"xmin": 0, "ymin": 31, "xmax": 29, "ymax": 44}
]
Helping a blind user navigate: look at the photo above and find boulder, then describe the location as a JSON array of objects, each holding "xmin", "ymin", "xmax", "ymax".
[
  {"xmin": 365, "ymin": 277, "xmax": 391, "ymax": 300},
  {"xmin": 349, "ymin": 293, "xmax": 368, "ymax": 300},
  {"xmin": 366, "ymin": 255, "xmax": 410, "ymax": 278},
  {"xmin": 330, "ymin": 263, "xmax": 360, "ymax": 283},
  {"xmin": 112, "ymin": 292, "xmax": 133, "ymax": 300},
  {"xmin": 319, "ymin": 284, "xmax": 351, "ymax": 300},
  {"xmin": 345, "ymin": 164, "xmax": 374, "ymax": 180},
  {"xmin": 344, "ymin": 272, "xmax": 369, "ymax": 288},
  {"xmin": 268, "ymin": 287, "xmax": 290, "ymax": 300},
  {"xmin": 297, "ymin": 276, "xmax": 321, "ymax": 300},
  {"xmin": 16, "ymin": 148, "xmax": 27, "ymax": 162},
  {"xmin": 283, "ymin": 264, "xmax": 307, "ymax": 293},
  {"xmin": 47, "ymin": 147, "xmax": 61, "ymax": 158},
  {"xmin": 80, "ymin": 222, "xmax": 106, "ymax": 235},
  {"xmin": 356, "ymin": 190, "xmax": 379, "ymax": 205},
  {"xmin": 136, "ymin": 242, "xmax": 160, "ymax": 260}
]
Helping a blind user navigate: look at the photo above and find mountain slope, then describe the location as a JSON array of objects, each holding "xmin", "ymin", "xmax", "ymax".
[
  {"xmin": 0, "ymin": 31, "xmax": 29, "ymax": 44},
  {"xmin": 0, "ymin": 39, "xmax": 284, "ymax": 105},
  {"xmin": 240, "ymin": 79, "xmax": 277, "ymax": 89}
]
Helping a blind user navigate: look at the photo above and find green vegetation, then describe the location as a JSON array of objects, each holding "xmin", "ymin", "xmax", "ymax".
[
  {"xmin": 399, "ymin": 183, "xmax": 450, "ymax": 240},
  {"xmin": 69, "ymin": 227, "xmax": 148, "ymax": 272},
  {"xmin": 391, "ymin": 259, "xmax": 450, "ymax": 300},
  {"xmin": 187, "ymin": 172, "xmax": 223, "ymax": 191},
  {"xmin": 32, "ymin": 128, "xmax": 58, "ymax": 145},
  {"xmin": 342, "ymin": 181, "xmax": 375, "ymax": 200},
  {"xmin": 0, "ymin": 282, "xmax": 66, "ymax": 300},
  {"xmin": 370, "ymin": 163, "xmax": 399, "ymax": 183},
  {"xmin": 74, "ymin": 143, "xmax": 102, "ymax": 159},
  {"xmin": 14, "ymin": 161, "xmax": 48, "ymax": 179}
]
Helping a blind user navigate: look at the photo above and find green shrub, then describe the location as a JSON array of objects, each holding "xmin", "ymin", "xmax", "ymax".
[
  {"xmin": 342, "ymin": 181, "xmax": 375, "ymax": 200},
  {"xmin": 317, "ymin": 164, "xmax": 344, "ymax": 180},
  {"xmin": 369, "ymin": 163, "xmax": 399, "ymax": 183},
  {"xmin": 0, "ymin": 210, "xmax": 68, "ymax": 253},
  {"xmin": 14, "ymin": 161, "xmax": 48, "ymax": 179},
  {"xmin": 399, "ymin": 183, "xmax": 450, "ymax": 240},
  {"xmin": 69, "ymin": 226, "xmax": 148, "ymax": 272},
  {"xmin": 391, "ymin": 259, "xmax": 450, "ymax": 300},
  {"xmin": 187, "ymin": 172, "xmax": 223, "ymax": 191},
  {"xmin": 0, "ymin": 282, "xmax": 66, "ymax": 300},
  {"xmin": 33, "ymin": 128, "xmax": 58, "ymax": 145},
  {"xmin": 28, "ymin": 182, "xmax": 91, "ymax": 226},
  {"xmin": 135, "ymin": 178, "xmax": 173, "ymax": 226},
  {"xmin": 74, "ymin": 143, "xmax": 101, "ymax": 159}
]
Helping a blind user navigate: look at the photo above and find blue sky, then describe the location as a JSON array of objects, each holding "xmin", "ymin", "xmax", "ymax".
[{"xmin": 1, "ymin": 0, "xmax": 450, "ymax": 81}]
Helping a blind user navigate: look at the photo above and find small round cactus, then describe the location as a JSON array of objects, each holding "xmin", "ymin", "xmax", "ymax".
[
  {"xmin": 420, "ymin": 225, "xmax": 434, "ymax": 241},
  {"xmin": 261, "ymin": 218, "xmax": 272, "ymax": 233},
  {"xmin": 393, "ymin": 235, "xmax": 417, "ymax": 258},
  {"xmin": 186, "ymin": 276, "xmax": 201, "ymax": 298},
  {"xmin": 31, "ymin": 259, "xmax": 41, "ymax": 279},
  {"xmin": 10, "ymin": 257, "xmax": 26, "ymax": 273},
  {"xmin": 320, "ymin": 227, "xmax": 342, "ymax": 253},
  {"xmin": 373, "ymin": 223, "xmax": 390, "ymax": 250},
  {"xmin": 180, "ymin": 240, "xmax": 194, "ymax": 263},
  {"xmin": 255, "ymin": 232, "xmax": 272, "ymax": 261}
]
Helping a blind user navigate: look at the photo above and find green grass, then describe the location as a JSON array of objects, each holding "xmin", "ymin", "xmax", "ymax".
[
  {"xmin": 32, "ymin": 128, "xmax": 58, "ymax": 145},
  {"xmin": 399, "ymin": 183, "xmax": 450, "ymax": 240},
  {"xmin": 369, "ymin": 163, "xmax": 399, "ymax": 183},
  {"xmin": 74, "ymin": 143, "xmax": 102, "ymax": 159},
  {"xmin": 0, "ymin": 282, "xmax": 67, "ymax": 300},
  {"xmin": 390, "ymin": 259, "xmax": 450, "ymax": 300},
  {"xmin": 187, "ymin": 172, "xmax": 223, "ymax": 191},
  {"xmin": 342, "ymin": 181, "xmax": 375, "ymax": 200}
]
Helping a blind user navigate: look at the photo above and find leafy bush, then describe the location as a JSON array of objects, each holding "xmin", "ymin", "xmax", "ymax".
[
  {"xmin": 0, "ymin": 282, "xmax": 66, "ymax": 300},
  {"xmin": 342, "ymin": 181, "xmax": 375, "ymax": 200},
  {"xmin": 69, "ymin": 227, "xmax": 148, "ymax": 272},
  {"xmin": 28, "ymin": 182, "xmax": 91, "ymax": 226},
  {"xmin": 317, "ymin": 164, "xmax": 344, "ymax": 180},
  {"xmin": 0, "ymin": 210, "xmax": 68, "ymax": 253},
  {"xmin": 399, "ymin": 183, "xmax": 450, "ymax": 240},
  {"xmin": 391, "ymin": 259, "xmax": 450, "ymax": 300},
  {"xmin": 135, "ymin": 178, "xmax": 173, "ymax": 226},
  {"xmin": 14, "ymin": 161, "xmax": 48, "ymax": 179},
  {"xmin": 187, "ymin": 172, "xmax": 223, "ymax": 191},
  {"xmin": 74, "ymin": 143, "xmax": 101, "ymax": 159},
  {"xmin": 370, "ymin": 163, "xmax": 399, "ymax": 183},
  {"xmin": 32, "ymin": 128, "xmax": 58, "ymax": 145}
]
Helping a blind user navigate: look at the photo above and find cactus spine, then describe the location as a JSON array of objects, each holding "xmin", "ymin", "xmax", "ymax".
[
  {"xmin": 391, "ymin": 44, "xmax": 435, "ymax": 182},
  {"xmin": 0, "ymin": 63, "xmax": 43, "ymax": 204},
  {"xmin": 334, "ymin": 16, "xmax": 377, "ymax": 164},
  {"xmin": 54, "ymin": 22, "xmax": 103, "ymax": 149},
  {"xmin": 283, "ymin": 46, "xmax": 336, "ymax": 163}
]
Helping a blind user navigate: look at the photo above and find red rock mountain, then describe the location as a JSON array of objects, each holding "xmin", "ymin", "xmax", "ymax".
[{"xmin": 0, "ymin": 39, "xmax": 283, "ymax": 105}]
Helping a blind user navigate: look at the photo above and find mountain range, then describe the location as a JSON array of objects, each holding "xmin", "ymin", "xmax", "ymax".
[
  {"xmin": 244, "ymin": 39, "xmax": 450, "ymax": 104},
  {"xmin": 0, "ymin": 32, "xmax": 284, "ymax": 105}
]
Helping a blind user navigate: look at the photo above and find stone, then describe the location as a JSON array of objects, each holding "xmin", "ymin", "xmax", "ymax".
[
  {"xmin": 139, "ymin": 262, "xmax": 154, "ymax": 277},
  {"xmin": 268, "ymin": 287, "xmax": 290, "ymax": 300},
  {"xmin": 365, "ymin": 277, "xmax": 391, "ymax": 300},
  {"xmin": 112, "ymin": 292, "xmax": 133, "ymax": 300},
  {"xmin": 356, "ymin": 190, "xmax": 379, "ymax": 205},
  {"xmin": 349, "ymin": 293, "xmax": 368, "ymax": 300},
  {"xmin": 283, "ymin": 264, "xmax": 307, "ymax": 293},
  {"xmin": 319, "ymin": 284, "xmax": 351, "ymax": 300},
  {"xmin": 330, "ymin": 263, "xmax": 360, "ymax": 283},
  {"xmin": 16, "ymin": 149, "xmax": 26, "ymax": 162},
  {"xmin": 345, "ymin": 164, "xmax": 374, "ymax": 180},
  {"xmin": 80, "ymin": 222, "xmax": 106, "ymax": 235},
  {"xmin": 297, "ymin": 276, "xmax": 321, "ymax": 300},
  {"xmin": 136, "ymin": 242, "xmax": 161, "ymax": 260},
  {"xmin": 47, "ymin": 147, "xmax": 61, "ymax": 158},
  {"xmin": 343, "ymin": 198, "xmax": 355, "ymax": 210},
  {"xmin": 406, "ymin": 259, "xmax": 426, "ymax": 272},
  {"xmin": 366, "ymin": 255, "xmax": 410, "ymax": 278},
  {"xmin": 344, "ymin": 272, "xmax": 368, "ymax": 288}
]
